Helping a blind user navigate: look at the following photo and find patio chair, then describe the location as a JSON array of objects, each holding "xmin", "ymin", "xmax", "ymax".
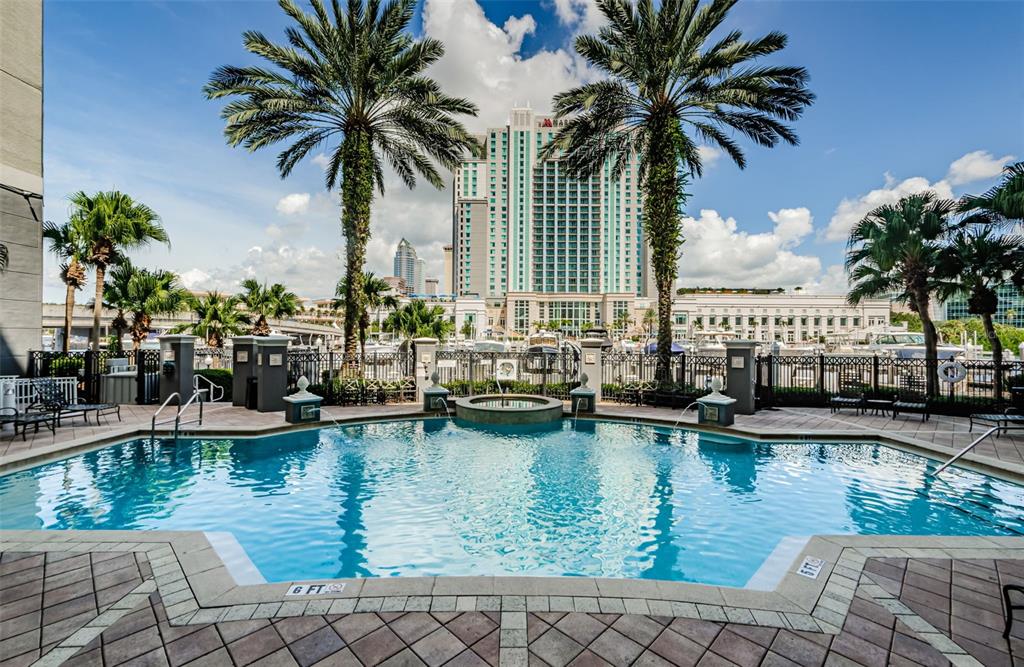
[
  {"xmin": 28, "ymin": 377, "xmax": 121, "ymax": 427},
  {"xmin": 830, "ymin": 376, "xmax": 867, "ymax": 414},
  {"xmin": 969, "ymin": 407, "xmax": 1024, "ymax": 436},
  {"xmin": 892, "ymin": 390, "xmax": 930, "ymax": 422}
]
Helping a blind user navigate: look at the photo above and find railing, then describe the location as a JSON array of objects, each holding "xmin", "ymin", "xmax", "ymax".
[
  {"xmin": 0, "ymin": 376, "xmax": 78, "ymax": 413},
  {"xmin": 756, "ymin": 354, "xmax": 1024, "ymax": 414},
  {"xmin": 150, "ymin": 389, "xmax": 205, "ymax": 442},
  {"xmin": 933, "ymin": 426, "xmax": 1001, "ymax": 476},
  {"xmin": 435, "ymin": 349, "xmax": 581, "ymax": 399},
  {"xmin": 28, "ymin": 349, "xmax": 161, "ymax": 405},
  {"xmin": 193, "ymin": 373, "xmax": 224, "ymax": 402},
  {"xmin": 601, "ymin": 352, "xmax": 727, "ymax": 403},
  {"xmin": 286, "ymin": 350, "xmax": 417, "ymax": 405}
]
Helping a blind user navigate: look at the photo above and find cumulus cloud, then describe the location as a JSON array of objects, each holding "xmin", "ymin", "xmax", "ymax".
[
  {"xmin": 276, "ymin": 192, "xmax": 311, "ymax": 216},
  {"xmin": 678, "ymin": 208, "xmax": 823, "ymax": 288},
  {"xmin": 180, "ymin": 243, "xmax": 342, "ymax": 297},
  {"xmin": 823, "ymin": 174, "xmax": 955, "ymax": 242},
  {"xmin": 311, "ymin": 153, "xmax": 330, "ymax": 170},
  {"xmin": 799, "ymin": 264, "xmax": 849, "ymax": 294},
  {"xmin": 696, "ymin": 145, "xmax": 723, "ymax": 169},
  {"xmin": 421, "ymin": 0, "xmax": 595, "ymax": 129},
  {"xmin": 550, "ymin": 0, "xmax": 605, "ymax": 34},
  {"xmin": 946, "ymin": 150, "xmax": 1015, "ymax": 186}
]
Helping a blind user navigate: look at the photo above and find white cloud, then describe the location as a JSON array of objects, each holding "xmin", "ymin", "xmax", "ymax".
[
  {"xmin": 678, "ymin": 208, "xmax": 823, "ymax": 289},
  {"xmin": 946, "ymin": 150, "xmax": 1015, "ymax": 186},
  {"xmin": 799, "ymin": 264, "xmax": 849, "ymax": 294},
  {"xmin": 421, "ymin": 0, "xmax": 596, "ymax": 129},
  {"xmin": 823, "ymin": 174, "xmax": 954, "ymax": 242},
  {"xmin": 766, "ymin": 207, "xmax": 813, "ymax": 248},
  {"xmin": 550, "ymin": 0, "xmax": 604, "ymax": 34},
  {"xmin": 180, "ymin": 243, "xmax": 342, "ymax": 297},
  {"xmin": 311, "ymin": 153, "xmax": 330, "ymax": 170},
  {"xmin": 696, "ymin": 145, "xmax": 723, "ymax": 169},
  {"xmin": 275, "ymin": 192, "xmax": 311, "ymax": 216}
]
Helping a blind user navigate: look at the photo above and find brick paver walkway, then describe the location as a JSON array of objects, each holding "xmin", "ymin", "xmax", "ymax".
[{"xmin": 2, "ymin": 551, "xmax": 1021, "ymax": 667}]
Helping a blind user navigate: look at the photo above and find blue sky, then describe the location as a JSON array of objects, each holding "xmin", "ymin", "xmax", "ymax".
[{"xmin": 42, "ymin": 0, "xmax": 1024, "ymax": 300}]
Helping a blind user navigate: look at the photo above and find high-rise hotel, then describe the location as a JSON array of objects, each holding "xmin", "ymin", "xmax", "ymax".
[{"xmin": 452, "ymin": 107, "xmax": 654, "ymax": 334}]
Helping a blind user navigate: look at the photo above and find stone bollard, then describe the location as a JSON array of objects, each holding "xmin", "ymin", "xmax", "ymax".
[
  {"xmin": 697, "ymin": 377, "xmax": 737, "ymax": 426},
  {"xmin": 283, "ymin": 375, "xmax": 323, "ymax": 423},
  {"xmin": 157, "ymin": 334, "xmax": 197, "ymax": 403},
  {"xmin": 724, "ymin": 340, "xmax": 757, "ymax": 415},
  {"xmin": 579, "ymin": 338, "xmax": 604, "ymax": 403},
  {"xmin": 412, "ymin": 337, "xmax": 439, "ymax": 402}
]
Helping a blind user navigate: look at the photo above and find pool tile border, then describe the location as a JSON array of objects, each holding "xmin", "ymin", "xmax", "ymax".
[{"xmin": 3, "ymin": 530, "xmax": 1020, "ymax": 644}]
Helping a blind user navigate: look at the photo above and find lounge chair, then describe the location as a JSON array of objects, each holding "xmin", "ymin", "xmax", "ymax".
[
  {"xmin": 969, "ymin": 408, "xmax": 1024, "ymax": 435},
  {"xmin": 28, "ymin": 377, "xmax": 121, "ymax": 426},
  {"xmin": 892, "ymin": 391, "xmax": 929, "ymax": 422},
  {"xmin": 830, "ymin": 390, "xmax": 865, "ymax": 414}
]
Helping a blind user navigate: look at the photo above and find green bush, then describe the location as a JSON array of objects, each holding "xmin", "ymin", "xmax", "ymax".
[{"xmin": 196, "ymin": 368, "xmax": 232, "ymax": 401}]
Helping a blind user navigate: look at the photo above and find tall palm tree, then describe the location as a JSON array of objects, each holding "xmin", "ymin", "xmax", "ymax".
[
  {"xmin": 959, "ymin": 161, "xmax": 1024, "ymax": 226},
  {"xmin": 334, "ymin": 272, "xmax": 399, "ymax": 358},
  {"xmin": 937, "ymin": 228, "xmax": 1024, "ymax": 399},
  {"xmin": 240, "ymin": 278, "xmax": 300, "ymax": 335},
  {"xmin": 541, "ymin": 0, "xmax": 813, "ymax": 383},
  {"xmin": 102, "ymin": 260, "xmax": 136, "ymax": 353},
  {"xmin": 42, "ymin": 220, "xmax": 89, "ymax": 353},
  {"xmin": 205, "ymin": 0, "xmax": 479, "ymax": 358},
  {"xmin": 383, "ymin": 300, "xmax": 452, "ymax": 340},
  {"xmin": 112, "ymin": 267, "xmax": 191, "ymax": 349},
  {"xmin": 69, "ymin": 190, "xmax": 170, "ymax": 350},
  {"xmin": 172, "ymin": 292, "xmax": 251, "ymax": 348},
  {"xmin": 846, "ymin": 192, "xmax": 955, "ymax": 397},
  {"xmin": 0, "ymin": 243, "xmax": 7, "ymax": 273}
]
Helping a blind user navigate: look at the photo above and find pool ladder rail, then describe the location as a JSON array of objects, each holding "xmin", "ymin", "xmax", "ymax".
[
  {"xmin": 150, "ymin": 389, "xmax": 206, "ymax": 443},
  {"xmin": 932, "ymin": 426, "xmax": 1000, "ymax": 476}
]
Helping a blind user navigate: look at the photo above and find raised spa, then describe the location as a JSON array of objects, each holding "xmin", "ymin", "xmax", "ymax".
[
  {"xmin": 453, "ymin": 393, "xmax": 563, "ymax": 425},
  {"xmin": 2, "ymin": 419, "xmax": 1021, "ymax": 586}
]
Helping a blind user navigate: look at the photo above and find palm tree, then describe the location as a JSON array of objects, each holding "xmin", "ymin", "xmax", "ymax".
[
  {"xmin": 205, "ymin": 0, "xmax": 479, "ymax": 358},
  {"xmin": 0, "ymin": 243, "xmax": 7, "ymax": 273},
  {"xmin": 334, "ymin": 272, "xmax": 398, "ymax": 358},
  {"xmin": 541, "ymin": 0, "xmax": 813, "ymax": 383},
  {"xmin": 42, "ymin": 220, "xmax": 89, "ymax": 353},
  {"xmin": 383, "ymin": 300, "xmax": 453, "ymax": 340},
  {"xmin": 102, "ymin": 260, "xmax": 136, "ymax": 353},
  {"xmin": 937, "ymin": 228, "xmax": 1024, "ymax": 399},
  {"xmin": 172, "ymin": 292, "xmax": 251, "ymax": 348},
  {"xmin": 846, "ymin": 192, "xmax": 955, "ymax": 397},
  {"xmin": 113, "ymin": 267, "xmax": 191, "ymax": 349},
  {"xmin": 240, "ymin": 279, "xmax": 300, "ymax": 335},
  {"xmin": 959, "ymin": 161, "xmax": 1024, "ymax": 226},
  {"xmin": 69, "ymin": 190, "xmax": 170, "ymax": 350}
]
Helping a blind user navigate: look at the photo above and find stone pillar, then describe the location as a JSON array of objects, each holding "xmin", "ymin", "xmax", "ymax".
[
  {"xmin": 255, "ymin": 335, "xmax": 291, "ymax": 412},
  {"xmin": 724, "ymin": 340, "xmax": 757, "ymax": 415},
  {"xmin": 579, "ymin": 338, "xmax": 603, "ymax": 403},
  {"xmin": 158, "ymin": 334, "xmax": 197, "ymax": 403},
  {"xmin": 412, "ymin": 338, "xmax": 438, "ymax": 401},
  {"xmin": 231, "ymin": 336, "xmax": 259, "ymax": 408}
]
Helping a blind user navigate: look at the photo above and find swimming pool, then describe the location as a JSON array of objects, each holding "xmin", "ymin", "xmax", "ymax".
[{"xmin": 1, "ymin": 419, "xmax": 1021, "ymax": 587}]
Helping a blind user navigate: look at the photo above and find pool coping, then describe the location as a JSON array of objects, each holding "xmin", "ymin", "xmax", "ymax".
[
  {"xmin": 3, "ymin": 406, "xmax": 1023, "ymax": 484},
  {"xmin": 2, "ymin": 529, "xmax": 1021, "ymax": 643}
]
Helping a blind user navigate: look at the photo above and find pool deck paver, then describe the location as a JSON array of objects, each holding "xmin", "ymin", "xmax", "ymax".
[{"xmin": 2, "ymin": 548, "xmax": 1022, "ymax": 666}]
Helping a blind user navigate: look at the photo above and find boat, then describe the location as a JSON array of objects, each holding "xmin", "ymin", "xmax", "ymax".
[
  {"xmin": 581, "ymin": 326, "xmax": 614, "ymax": 350},
  {"xmin": 526, "ymin": 330, "xmax": 561, "ymax": 355}
]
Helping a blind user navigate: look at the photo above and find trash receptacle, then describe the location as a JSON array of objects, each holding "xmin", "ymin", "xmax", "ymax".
[{"xmin": 246, "ymin": 377, "xmax": 258, "ymax": 410}]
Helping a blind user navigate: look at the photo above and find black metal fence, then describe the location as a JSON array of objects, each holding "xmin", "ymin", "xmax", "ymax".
[
  {"xmin": 756, "ymin": 354, "xmax": 1024, "ymax": 414},
  {"xmin": 601, "ymin": 352, "xmax": 728, "ymax": 403},
  {"xmin": 435, "ymin": 349, "xmax": 581, "ymax": 399},
  {"xmin": 28, "ymin": 349, "xmax": 161, "ymax": 404},
  {"xmin": 286, "ymin": 350, "xmax": 417, "ymax": 405}
]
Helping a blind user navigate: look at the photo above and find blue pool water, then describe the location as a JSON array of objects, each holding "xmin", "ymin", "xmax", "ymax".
[{"xmin": 1, "ymin": 419, "xmax": 1021, "ymax": 586}]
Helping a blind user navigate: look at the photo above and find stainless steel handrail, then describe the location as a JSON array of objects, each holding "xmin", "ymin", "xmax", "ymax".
[
  {"xmin": 933, "ymin": 426, "xmax": 999, "ymax": 476},
  {"xmin": 174, "ymin": 389, "xmax": 206, "ymax": 434},
  {"xmin": 150, "ymin": 392, "xmax": 182, "ymax": 439},
  {"xmin": 193, "ymin": 374, "xmax": 224, "ymax": 402}
]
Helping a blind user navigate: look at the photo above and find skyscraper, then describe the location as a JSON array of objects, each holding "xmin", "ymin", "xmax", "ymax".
[
  {"xmin": 392, "ymin": 238, "xmax": 417, "ymax": 295},
  {"xmin": 452, "ymin": 107, "xmax": 653, "ymax": 300},
  {"xmin": 414, "ymin": 257, "xmax": 426, "ymax": 295},
  {"xmin": 442, "ymin": 244, "xmax": 453, "ymax": 295}
]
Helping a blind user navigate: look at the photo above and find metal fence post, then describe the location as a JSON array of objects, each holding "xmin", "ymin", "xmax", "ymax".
[
  {"xmin": 872, "ymin": 355, "xmax": 879, "ymax": 398},
  {"xmin": 767, "ymin": 354, "xmax": 775, "ymax": 407},
  {"xmin": 818, "ymin": 353, "xmax": 826, "ymax": 398},
  {"xmin": 136, "ymin": 350, "xmax": 147, "ymax": 405}
]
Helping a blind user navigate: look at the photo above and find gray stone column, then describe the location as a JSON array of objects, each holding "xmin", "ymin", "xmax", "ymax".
[
  {"xmin": 579, "ymin": 338, "xmax": 603, "ymax": 403},
  {"xmin": 724, "ymin": 340, "xmax": 757, "ymax": 415},
  {"xmin": 412, "ymin": 338, "xmax": 439, "ymax": 401},
  {"xmin": 255, "ymin": 335, "xmax": 291, "ymax": 412},
  {"xmin": 157, "ymin": 334, "xmax": 197, "ymax": 403},
  {"xmin": 230, "ymin": 336, "xmax": 259, "ymax": 407}
]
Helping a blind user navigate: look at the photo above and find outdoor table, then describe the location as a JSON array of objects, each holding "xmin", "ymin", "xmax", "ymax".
[{"xmin": 866, "ymin": 399, "xmax": 893, "ymax": 416}]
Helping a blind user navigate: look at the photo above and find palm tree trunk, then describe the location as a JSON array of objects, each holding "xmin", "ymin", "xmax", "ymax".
[
  {"xmin": 91, "ymin": 263, "xmax": 106, "ymax": 350},
  {"xmin": 341, "ymin": 132, "xmax": 373, "ymax": 362},
  {"xmin": 643, "ymin": 121, "xmax": 684, "ymax": 387},
  {"xmin": 63, "ymin": 282, "xmax": 76, "ymax": 353},
  {"xmin": 915, "ymin": 290, "xmax": 939, "ymax": 398},
  {"xmin": 981, "ymin": 312, "xmax": 1003, "ymax": 400}
]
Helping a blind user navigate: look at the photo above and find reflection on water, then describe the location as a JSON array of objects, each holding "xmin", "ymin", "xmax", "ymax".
[{"xmin": 1, "ymin": 419, "xmax": 1021, "ymax": 586}]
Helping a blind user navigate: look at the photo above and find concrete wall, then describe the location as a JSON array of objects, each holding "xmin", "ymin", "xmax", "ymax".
[{"xmin": 0, "ymin": 0, "xmax": 43, "ymax": 375}]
